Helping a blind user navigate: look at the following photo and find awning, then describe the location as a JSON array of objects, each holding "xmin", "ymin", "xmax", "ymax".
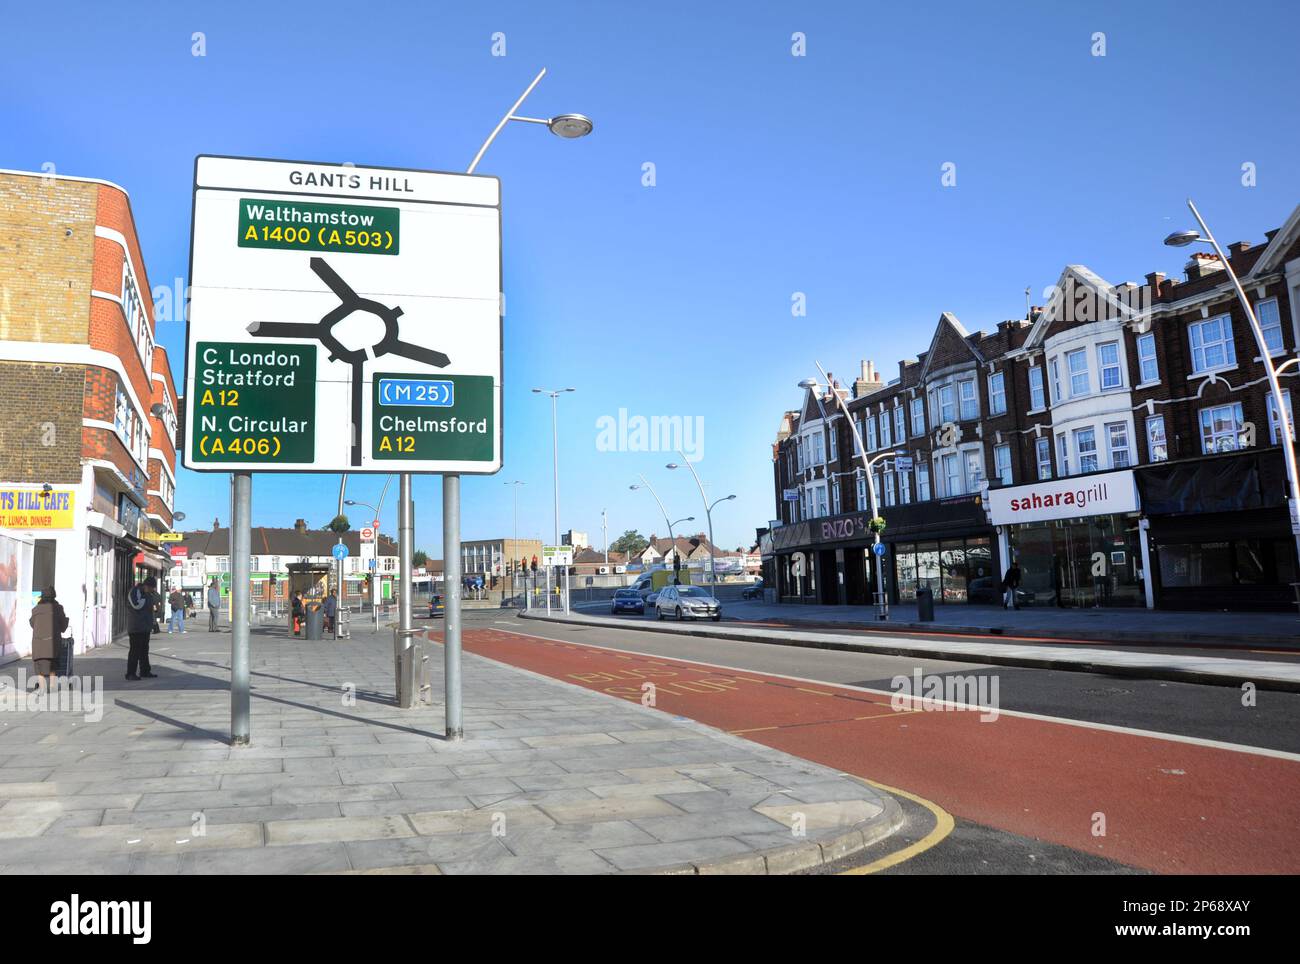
[{"xmin": 1135, "ymin": 450, "xmax": 1288, "ymax": 516}]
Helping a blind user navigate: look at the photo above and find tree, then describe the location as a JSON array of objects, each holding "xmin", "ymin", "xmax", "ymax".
[
  {"xmin": 324, "ymin": 514, "xmax": 350, "ymax": 533},
  {"xmin": 609, "ymin": 529, "xmax": 648, "ymax": 556},
  {"xmin": 413, "ymin": 550, "xmax": 429, "ymax": 567}
]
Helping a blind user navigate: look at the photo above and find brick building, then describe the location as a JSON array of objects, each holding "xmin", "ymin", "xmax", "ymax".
[
  {"xmin": 0, "ymin": 169, "xmax": 177, "ymax": 660},
  {"xmin": 766, "ymin": 205, "xmax": 1300, "ymax": 612}
]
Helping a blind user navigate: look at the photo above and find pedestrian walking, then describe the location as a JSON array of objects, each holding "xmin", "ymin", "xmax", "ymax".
[
  {"xmin": 125, "ymin": 575, "xmax": 160, "ymax": 680},
  {"xmin": 168, "ymin": 587, "xmax": 187, "ymax": 634},
  {"xmin": 322, "ymin": 589, "xmax": 338, "ymax": 635},
  {"xmin": 1001, "ymin": 561, "xmax": 1023, "ymax": 610},
  {"xmin": 28, "ymin": 586, "xmax": 68, "ymax": 689},
  {"xmin": 207, "ymin": 579, "xmax": 221, "ymax": 631},
  {"xmin": 291, "ymin": 591, "xmax": 305, "ymax": 636}
]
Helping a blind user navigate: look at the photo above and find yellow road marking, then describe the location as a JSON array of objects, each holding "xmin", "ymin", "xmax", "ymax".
[
  {"xmin": 839, "ymin": 778, "xmax": 954, "ymax": 875},
  {"xmin": 795, "ymin": 687, "xmax": 835, "ymax": 697}
]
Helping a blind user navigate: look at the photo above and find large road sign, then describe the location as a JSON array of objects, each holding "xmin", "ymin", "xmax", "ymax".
[{"xmin": 184, "ymin": 155, "xmax": 502, "ymax": 473}]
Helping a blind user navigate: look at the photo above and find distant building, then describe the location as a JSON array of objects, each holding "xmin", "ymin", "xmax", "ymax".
[
  {"xmin": 561, "ymin": 529, "xmax": 589, "ymax": 549},
  {"xmin": 461, "ymin": 537, "xmax": 543, "ymax": 582}
]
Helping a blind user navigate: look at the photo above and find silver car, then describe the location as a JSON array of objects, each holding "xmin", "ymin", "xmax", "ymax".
[{"xmin": 655, "ymin": 585, "xmax": 722, "ymax": 622}]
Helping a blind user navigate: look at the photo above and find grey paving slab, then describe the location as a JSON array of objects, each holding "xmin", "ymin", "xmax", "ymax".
[{"xmin": 0, "ymin": 622, "xmax": 899, "ymax": 874}]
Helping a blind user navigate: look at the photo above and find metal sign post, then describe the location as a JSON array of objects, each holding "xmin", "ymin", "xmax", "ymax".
[{"xmin": 230, "ymin": 472, "xmax": 252, "ymax": 745}]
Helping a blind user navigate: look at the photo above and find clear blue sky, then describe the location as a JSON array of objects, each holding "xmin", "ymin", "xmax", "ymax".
[{"xmin": 3, "ymin": 0, "xmax": 1298, "ymax": 555}]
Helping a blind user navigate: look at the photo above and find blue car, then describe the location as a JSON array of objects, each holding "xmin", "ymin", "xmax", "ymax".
[{"xmin": 610, "ymin": 588, "xmax": 645, "ymax": 615}]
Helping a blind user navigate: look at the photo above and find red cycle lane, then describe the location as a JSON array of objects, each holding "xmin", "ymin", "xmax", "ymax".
[{"xmin": 454, "ymin": 627, "xmax": 1300, "ymax": 874}]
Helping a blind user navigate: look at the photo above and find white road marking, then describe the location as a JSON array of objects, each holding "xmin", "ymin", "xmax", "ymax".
[{"xmin": 485, "ymin": 624, "xmax": 1300, "ymax": 764}]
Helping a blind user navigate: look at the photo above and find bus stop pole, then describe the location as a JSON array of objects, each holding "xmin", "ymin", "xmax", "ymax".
[{"xmin": 231, "ymin": 471, "xmax": 252, "ymax": 745}]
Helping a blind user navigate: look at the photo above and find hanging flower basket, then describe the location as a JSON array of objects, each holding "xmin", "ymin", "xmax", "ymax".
[{"xmin": 867, "ymin": 516, "xmax": 887, "ymax": 534}]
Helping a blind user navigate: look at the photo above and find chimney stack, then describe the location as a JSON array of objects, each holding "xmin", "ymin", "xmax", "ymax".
[
  {"xmin": 1185, "ymin": 252, "xmax": 1224, "ymax": 281},
  {"xmin": 294, "ymin": 518, "xmax": 308, "ymax": 533},
  {"xmin": 1227, "ymin": 241, "xmax": 1251, "ymax": 259},
  {"xmin": 212, "ymin": 517, "xmax": 220, "ymax": 531},
  {"xmin": 853, "ymin": 359, "xmax": 883, "ymax": 398}
]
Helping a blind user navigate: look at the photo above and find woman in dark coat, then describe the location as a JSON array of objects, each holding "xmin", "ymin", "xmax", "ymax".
[
  {"xmin": 291, "ymin": 591, "xmax": 305, "ymax": 636},
  {"xmin": 28, "ymin": 587, "xmax": 68, "ymax": 687}
]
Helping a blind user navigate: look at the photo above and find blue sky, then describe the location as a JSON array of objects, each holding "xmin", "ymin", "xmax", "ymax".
[{"xmin": 3, "ymin": 0, "xmax": 1298, "ymax": 554}]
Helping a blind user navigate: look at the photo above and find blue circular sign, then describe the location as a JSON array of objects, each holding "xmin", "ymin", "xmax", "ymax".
[
  {"xmin": 872, "ymin": 542, "xmax": 886, "ymax": 557},
  {"xmin": 332, "ymin": 543, "xmax": 349, "ymax": 560}
]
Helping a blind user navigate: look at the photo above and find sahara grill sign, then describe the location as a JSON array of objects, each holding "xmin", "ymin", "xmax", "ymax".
[{"xmin": 988, "ymin": 470, "xmax": 1139, "ymax": 526}]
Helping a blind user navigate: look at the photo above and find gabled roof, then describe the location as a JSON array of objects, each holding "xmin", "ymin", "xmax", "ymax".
[
  {"xmin": 918, "ymin": 312, "xmax": 984, "ymax": 381},
  {"xmin": 1245, "ymin": 203, "xmax": 1300, "ymax": 279},
  {"xmin": 1022, "ymin": 264, "xmax": 1137, "ymax": 351},
  {"xmin": 175, "ymin": 527, "xmax": 398, "ymax": 558}
]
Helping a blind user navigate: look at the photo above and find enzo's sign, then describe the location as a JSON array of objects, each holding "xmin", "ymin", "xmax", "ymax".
[
  {"xmin": 988, "ymin": 470, "xmax": 1138, "ymax": 526},
  {"xmin": 184, "ymin": 155, "xmax": 502, "ymax": 474}
]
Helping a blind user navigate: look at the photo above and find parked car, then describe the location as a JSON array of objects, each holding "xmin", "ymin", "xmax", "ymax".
[
  {"xmin": 428, "ymin": 593, "xmax": 445, "ymax": 618},
  {"xmin": 741, "ymin": 579, "xmax": 764, "ymax": 600},
  {"xmin": 610, "ymin": 588, "xmax": 645, "ymax": 616},
  {"xmin": 645, "ymin": 590, "xmax": 661, "ymax": 608},
  {"xmin": 656, "ymin": 585, "xmax": 722, "ymax": 621}
]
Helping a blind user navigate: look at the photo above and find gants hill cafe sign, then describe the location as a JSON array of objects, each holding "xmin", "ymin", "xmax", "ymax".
[{"xmin": 988, "ymin": 469, "xmax": 1138, "ymax": 527}]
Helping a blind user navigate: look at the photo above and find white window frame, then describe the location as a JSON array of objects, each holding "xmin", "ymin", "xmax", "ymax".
[
  {"xmin": 828, "ymin": 425, "xmax": 838, "ymax": 462},
  {"xmin": 1028, "ymin": 365, "xmax": 1045, "ymax": 411},
  {"xmin": 893, "ymin": 405, "xmax": 906, "ymax": 444},
  {"xmin": 1049, "ymin": 357, "xmax": 1062, "ymax": 403},
  {"xmin": 866, "ymin": 416, "xmax": 878, "ymax": 452},
  {"xmin": 1035, "ymin": 436, "xmax": 1052, "ymax": 480},
  {"xmin": 1074, "ymin": 426, "xmax": 1099, "ymax": 473},
  {"xmin": 831, "ymin": 479, "xmax": 841, "ymax": 515},
  {"xmin": 1067, "ymin": 348, "xmax": 1090, "ymax": 398},
  {"xmin": 1136, "ymin": 332, "xmax": 1159, "ymax": 385},
  {"xmin": 1146, "ymin": 414, "xmax": 1168, "ymax": 462},
  {"xmin": 916, "ymin": 460, "xmax": 931, "ymax": 501},
  {"xmin": 879, "ymin": 409, "xmax": 892, "ymax": 449},
  {"xmin": 856, "ymin": 473, "xmax": 867, "ymax": 511},
  {"xmin": 910, "ymin": 397, "xmax": 925, "ymax": 437},
  {"xmin": 1199, "ymin": 402, "xmax": 1245, "ymax": 454},
  {"xmin": 898, "ymin": 465, "xmax": 912, "ymax": 504},
  {"xmin": 1268, "ymin": 390, "xmax": 1295, "ymax": 444},
  {"xmin": 988, "ymin": 371, "xmax": 1006, "ymax": 415},
  {"xmin": 1097, "ymin": 341, "xmax": 1122, "ymax": 391},
  {"xmin": 1189, "ymin": 314, "xmax": 1237, "ymax": 375},
  {"xmin": 942, "ymin": 452, "xmax": 961, "ymax": 497},
  {"xmin": 1106, "ymin": 421, "xmax": 1131, "ymax": 469},
  {"xmin": 883, "ymin": 471, "xmax": 896, "ymax": 507},
  {"xmin": 1056, "ymin": 433, "xmax": 1070, "ymax": 476},
  {"xmin": 1257, "ymin": 297, "xmax": 1284, "ymax": 356},
  {"xmin": 958, "ymin": 379, "xmax": 978, "ymax": 421},
  {"xmin": 963, "ymin": 450, "xmax": 983, "ymax": 493},
  {"xmin": 993, "ymin": 443, "xmax": 1012, "ymax": 486}
]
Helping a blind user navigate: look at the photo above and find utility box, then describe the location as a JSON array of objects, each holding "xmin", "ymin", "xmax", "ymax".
[{"xmin": 305, "ymin": 603, "xmax": 324, "ymax": 640}]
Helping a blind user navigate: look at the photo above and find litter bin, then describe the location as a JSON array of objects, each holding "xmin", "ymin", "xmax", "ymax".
[
  {"xmin": 916, "ymin": 586, "xmax": 935, "ymax": 622},
  {"xmin": 305, "ymin": 603, "xmax": 324, "ymax": 640}
]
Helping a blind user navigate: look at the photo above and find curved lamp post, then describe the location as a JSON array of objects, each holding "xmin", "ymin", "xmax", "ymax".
[
  {"xmin": 630, "ymin": 476, "xmax": 693, "ymax": 583},
  {"xmin": 1164, "ymin": 199, "xmax": 1300, "ymax": 570},
  {"xmin": 667, "ymin": 455, "xmax": 735, "ymax": 593}
]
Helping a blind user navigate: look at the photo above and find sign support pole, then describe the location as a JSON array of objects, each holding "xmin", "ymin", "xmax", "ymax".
[
  {"xmin": 231, "ymin": 471, "xmax": 252, "ymax": 745},
  {"xmin": 442, "ymin": 474, "xmax": 463, "ymax": 739},
  {"xmin": 397, "ymin": 473, "xmax": 415, "ymax": 708}
]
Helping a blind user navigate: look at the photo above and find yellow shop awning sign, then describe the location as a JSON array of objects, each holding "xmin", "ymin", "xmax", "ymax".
[{"xmin": 0, "ymin": 489, "xmax": 76, "ymax": 529}]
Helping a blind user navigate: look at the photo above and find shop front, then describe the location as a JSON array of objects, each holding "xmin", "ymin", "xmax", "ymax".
[
  {"xmin": 988, "ymin": 469, "xmax": 1146, "ymax": 608},
  {"xmin": 1136, "ymin": 450, "xmax": 1298, "ymax": 612},
  {"xmin": 879, "ymin": 496, "xmax": 997, "ymax": 605},
  {"xmin": 769, "ymin": 512, "xmax": 879, "ymax": 605}
]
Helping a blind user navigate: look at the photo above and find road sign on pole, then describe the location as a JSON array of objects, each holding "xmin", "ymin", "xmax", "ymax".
[{"xmin": 183, "ymin": 155, "xmax": 503, "ymax": 474}]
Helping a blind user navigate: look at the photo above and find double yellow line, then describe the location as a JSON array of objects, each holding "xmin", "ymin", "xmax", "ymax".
[{"xmin": 839, "ymin": 779, "xmax": 955, "ymax": 875}]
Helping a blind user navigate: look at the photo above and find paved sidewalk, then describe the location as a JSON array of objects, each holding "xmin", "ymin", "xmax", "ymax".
[
  {"xmin": 0, "ymin": 625, "xmax": 899, "ymax": 874},
  {"xmin": 527, "ymin": 610, "xmax": 1300, "ymax": 692},
  {"xmin": 572, "ymin": 598, "xmax": 1300, "ymax": 649}
]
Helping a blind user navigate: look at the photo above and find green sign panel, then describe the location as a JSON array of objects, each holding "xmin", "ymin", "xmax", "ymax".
[
  {"xmin": 238, "ymin": 198, "xmax": 400, "ymax": 255},
  {"xmin": 191, "ymin": 341, "xmax": 317, "ymax": 464},
  {"xmin": 371, "ymin": 372, "xmax": 494, "ymax": 462}
]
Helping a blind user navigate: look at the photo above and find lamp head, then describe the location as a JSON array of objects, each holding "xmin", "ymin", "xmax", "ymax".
[
  {"xmin": 1164, "ymin": 230, "xmax": 1201, "ymax": 248},
  {"xmin": 798, "ymin": 378, "xmax": 820, "ymax": 391},
  {"xmin": 548, "ymin": 114, "xmax": 593, "ymax": 139}
]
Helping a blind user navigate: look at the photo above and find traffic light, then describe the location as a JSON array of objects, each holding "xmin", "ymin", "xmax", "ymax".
[{"xmin": 531, "ymin": 556, "xmax": 538, "ymax": 573}]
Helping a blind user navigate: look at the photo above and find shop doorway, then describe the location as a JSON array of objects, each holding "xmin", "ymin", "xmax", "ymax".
[
  {"xmin": 843, "ymin": 548, "xmax": 868, "ymax": 605},
  {"xmin": 1010, "ymin": 514, "xmax": 1142, "ymax": 608}
]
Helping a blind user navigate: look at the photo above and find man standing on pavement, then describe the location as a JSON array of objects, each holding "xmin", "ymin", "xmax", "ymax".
[
  {"xmin": 1001, "ymin": 560, "xmax": 1023, "ymax": 610},
  {"xmin": 125, "ymin": 576, "xmax": 160, "ymax": 680},
  {"xmin": 207, "ymin": 578, "xmax": 222, "ymax": 632},
  {"xmin": 322, "ymin": 589, "xmax": 338, "ymax": 635},
  {"xmin": 168, "ymin": 587, "xmax": 187, "ymax": 634}
]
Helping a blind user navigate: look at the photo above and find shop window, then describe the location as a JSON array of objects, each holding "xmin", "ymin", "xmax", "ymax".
[
  {"xmin": 1074, "ymin": 427, "xmax": 1098, "ymax": 473},
  {"xmin": 1098, "ymin": 342, "xmax": 1122, "ymax": 390},
  {"xmin": 1189, "ymin": 315, "xmax": 1237, "ymax": 374},
  {"xmin": 1036, "ymin": 437, "xmax": 1052, "ymax": 480},
  {"xmin": 1029, "ymin": 366, "xmax": 1045, "ymax": 410},
  {"xmin": 940, "ymin": 542, "xmax": 968, "ymax": 602},
  {"xmin": 994, "ymin": 443, "xmax": 1012, "ymax": 486},
  {"xmin": 958, "ymin": 379, "xmax": 978, "ymax": 420},
  {"xmin": 895, "ymin": 548, "xmax": 918, "ymax": 602},
  {"xmin": 1106, "ymin": 422, "xmax": 1131, "ymax": 469},
  {"xmin": 1136, "ymin": 333, "xmax": 1159, "ymax": 384},
  {"xmin": 1267, "ymin": 391, "xmax": 1294, "ymax": 444},
  {"xmin": 1146, "ymin": 415, "xmax": 1168, "ymax": 462},
  {"xmin": 989, "ymin": 371, "xmax": 1006, "ymax": 415},
  {"xmin": 1257, "ymin": 298, "xmax": 1283, "ymax": 355},
  {"xmin": 1199, "ymin": 402, "xmax": 1245, "ymax": 453},
  {"xmin": 1067, "ymin": 349, "xmax": 1090, "ymax": 397},
  {"xmin": 910, "ymin": 397, "xmax": 925, "ymax": 436},
  {"xmin": 1159, "ymin": 542, "xmax": 1235, "ymax": 587}
]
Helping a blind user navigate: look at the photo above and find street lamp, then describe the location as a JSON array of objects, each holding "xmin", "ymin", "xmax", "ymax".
[
  {"xmin": 1164, "ymin": 199, "xmax": 1300, "ymax": 569},
  {"xmin": 801, "ymin": 369, "xmax": 903, "ymax": 620},
  {"xmin": 419, "ymin": 69, "xmax": 593, "ymax": 740},
  {"xmin": 630, "ymin": 476, "xmax": 694, "ymax": 583},
  {"xmin": 666, "ymin": 456, "xmax": 735, "ymax": 593},
  {"xmin": 532, "ymin": 387, "xmax": 575, "ymax": 546}
]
